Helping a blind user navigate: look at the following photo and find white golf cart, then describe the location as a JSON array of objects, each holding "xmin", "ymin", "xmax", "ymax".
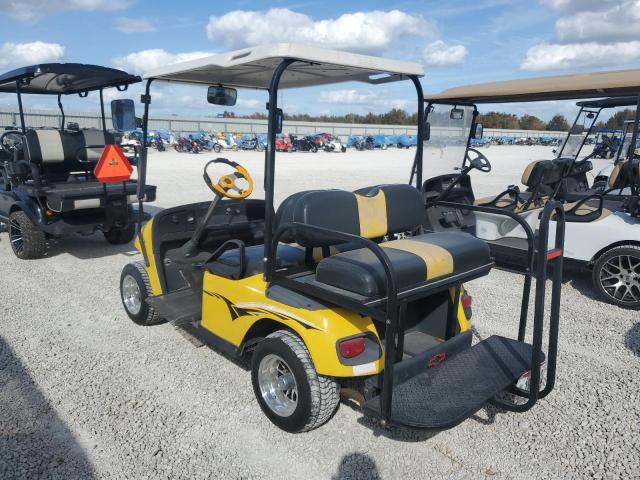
[{"xmin": 419, "ymin": 69, "xmax": 640, "ymax": 309}]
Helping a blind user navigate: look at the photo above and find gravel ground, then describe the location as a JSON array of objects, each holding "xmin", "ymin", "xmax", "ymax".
[{"xmin": 1, "ymin": 146, "xmax": 639, "ymax": 480}]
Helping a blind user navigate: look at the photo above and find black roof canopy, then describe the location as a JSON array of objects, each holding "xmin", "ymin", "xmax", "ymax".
[{"xmin": 0, "ymin": 63, "xmax": 141, "ymax": 95}]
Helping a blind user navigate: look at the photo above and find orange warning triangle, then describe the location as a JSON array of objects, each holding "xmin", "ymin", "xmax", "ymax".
[{"xmin": 94, "ymin": 144, "xmax": 133, "ymax": 183}]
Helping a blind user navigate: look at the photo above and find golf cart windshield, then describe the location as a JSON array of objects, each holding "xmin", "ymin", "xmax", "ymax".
[
  {"xmin": 557, "ymin": 107, "xmax": 599, "ymax": 160},
  {"xmin": 424, "ymin": 103, "xmax": 475, "ymax": 174}
]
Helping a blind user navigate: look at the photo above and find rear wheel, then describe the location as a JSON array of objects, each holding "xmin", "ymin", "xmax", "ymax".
[
  {"xmin": 310, "ymin": 145, "xmax": 318, "ymax": 153},
  {"xmin": 593, "ymin": 245, "xmax": 640, "ymax": 309},
  {"xmin": 8, "ymin": 210, "xmax": 46, "ymax": 259},
  {"xmin": 120, "ymin": 262, "xmax": 164, "ymax": 325},
  {"xmin": 103, "ymin": 223, "xmax": 136, "ymax": 245},
  {"xmin": 213, "ymin": 144, "xmax": 222, "ymax": 153},
  {"xmin": 251, "ymin": 330, "xmax": 339, "ymax": 432}
]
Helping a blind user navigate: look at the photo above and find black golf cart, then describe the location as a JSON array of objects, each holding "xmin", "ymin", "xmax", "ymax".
[{"xmin": 0, "ymin": 64, "xmax": 157, "ymax": 259}]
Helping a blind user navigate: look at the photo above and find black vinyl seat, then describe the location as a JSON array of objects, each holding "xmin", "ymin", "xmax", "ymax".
[
  {"xmin": 208, "ymin": 244, "xmax": 306, "ymax": 279},
  {"xmin": 316, "ymin": 231, "xmax": 490, "ymax": 297},
  {"xmin": 275, "ymin": 184, "xmax": 492, "ymax": 297},
  {"xmin": 24, "ymin": 128, "xmax": 115, "ymax": 182}
]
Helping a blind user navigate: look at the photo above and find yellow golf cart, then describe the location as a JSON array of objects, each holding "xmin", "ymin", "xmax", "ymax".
[{"xmin": 120, "ymin": 44, "xmax": 564, "ymax": 432}]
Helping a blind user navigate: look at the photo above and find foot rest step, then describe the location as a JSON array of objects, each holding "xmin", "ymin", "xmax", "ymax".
[
  {"xmin": 363, "ymin": 335, "xmax": 535, "ymax": 429},
  {"xmin": 146, "ymin": 288, "xmax": 202, "ymax": 325}
]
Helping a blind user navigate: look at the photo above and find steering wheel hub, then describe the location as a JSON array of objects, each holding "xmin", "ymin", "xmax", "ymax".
[{"xmin": 204, "ymin": 158, "xmax": 254, "ymax": 200}]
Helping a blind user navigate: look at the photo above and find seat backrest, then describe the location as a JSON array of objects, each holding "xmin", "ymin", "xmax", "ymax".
[
  {"xmin": 608, "ymin": 160, "xmax": 629, "ymax": 189},
  {"xmin": 275, "ymin": 184, "xmax": 424, "ymax": 247},
  {"xmin": 24, "ymin": 128, "xmax": 114, "ymax": 177},
  {"xmin": 521, "ymin": 160, "xmax": 553, "ymax": 188}
]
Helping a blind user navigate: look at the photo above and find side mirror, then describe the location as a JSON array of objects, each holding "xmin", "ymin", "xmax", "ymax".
[
  {"xmin": 111, "ymin": 99, "xmax": 136, "ymax": 131},
  {"xmin": 276, "ymin": 108, "xmax": 283, "ymax": 134},
  {"xmin": 472, "ymin": 123, "xmax": 483, "ymax": 139},
  {"xmin": 207, "ymin": 86, "xmax": 237, "ymax": 106},
  {"xmin": 424, "ymin": 121, "xmax": 430, "ymax": 141},
  {"xmin": 450, "ymin": 107, "xmax": 464, "ymax": 120}
]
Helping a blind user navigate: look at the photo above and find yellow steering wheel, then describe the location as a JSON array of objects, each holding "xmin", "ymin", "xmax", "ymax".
[{"xmin": 203, "ymin": 158, "xmax": 253, "ymax": 200}]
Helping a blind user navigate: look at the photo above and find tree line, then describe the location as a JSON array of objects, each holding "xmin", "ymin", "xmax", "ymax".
[{"xmin": 221, "ymin": 108, "xmax": 636, "ymax": 131}]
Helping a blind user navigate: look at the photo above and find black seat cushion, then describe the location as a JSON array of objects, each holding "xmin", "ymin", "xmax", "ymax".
[
  {"xmin": 208, "ymin": 244, "xmax": 306, "ymax": 279},
  {"xmin": 275, "ymin": 184, "xmax": 423, "ymax": 247},
  {"xmin": 315, "ymin": 232, "xmax": 491, "ymax": 297}
]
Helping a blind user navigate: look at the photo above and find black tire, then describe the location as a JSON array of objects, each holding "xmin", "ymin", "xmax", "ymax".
[
  {"xmin": 120, "ymin": 262, "xmax": 164, "ymax": 325},
  {"xmin": 103, "ymin": 223, "xmax": 136, "ymax": 245},
  {"xmin": 213, "ymin": 144, "xmax": 222, "ymax": 153},
  {"xmin": 8, "ymin": 210, "xmax": 46, "ymax": 259},
  {"xmin": 310, "ymin": 145, "xmax": 318, "ymax": 153},
  {"xmin": 251, "ymin": 330, "xmax": 339, "ymax": 432},
  {"xmin": 592, "ymin": 245, "xmax": 640, "ymax": 309}
]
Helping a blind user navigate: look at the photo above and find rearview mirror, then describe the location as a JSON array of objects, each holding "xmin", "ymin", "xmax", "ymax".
[
  {"xmin": 450, "ymin": 107, "xmax": 464, "ymax": 120},
  {"xmin": 207, "ymin": 86, "xmax": 237, "ymax": 106},
  {"xmin": 111, "ymin": 99, "xmax": 136, "ymax": 131},
  {"xmin": 472, "ymin": 123, "xmax": 483, "ymax": 139},
  {"xmin": 570, "ymin": 124, "xmax": 584, "ymax": 135}
]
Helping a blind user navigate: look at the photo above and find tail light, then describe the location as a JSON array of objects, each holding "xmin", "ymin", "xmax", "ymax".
[
  {"xmin": 338, "ymin": 337, "xmax": 366, "ymax": 359},
  {"xmin": 461, "ymin": 292, "xmax": 473, "ymax": 319}
]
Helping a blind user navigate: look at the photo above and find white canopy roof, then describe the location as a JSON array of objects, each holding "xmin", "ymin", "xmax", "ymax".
[{"xmin": 143, "ymin": 43, "xmax": 424, "ymax": 89}]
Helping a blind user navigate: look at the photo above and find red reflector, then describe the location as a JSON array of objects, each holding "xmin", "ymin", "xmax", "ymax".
[
  {"xmin": 339, "ymin": 337, "xmax": 366, "ymax": 359},
  {"xmin": 461, "ymin": 293, "xmax": 473, "ymax": 310},
  {"xmin": 546, "ymin": 248, "xmax": 562, "ymax": 261}
]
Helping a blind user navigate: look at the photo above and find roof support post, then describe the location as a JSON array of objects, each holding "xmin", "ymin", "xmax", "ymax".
[
  {"xmin": 15, "ymin": 81, "xmax": 26, "ymax": 133},
  {"xmin": 136, "ymin": 78, "xmax": 153, "ymax": 267},
  {"xmin": 57, "ymin": 94, "xmax": 65, "ymax": 129},
  {"xmin": 408, "ymin": 76, "xmax": 425, "ymax": 189},
  {"xmin": 263, "ymin": 58, "xmax": 296, "ymax": 282},
  {"xmin": 99, "ymin": 88, "xmax": 107, "ymax": 133}
]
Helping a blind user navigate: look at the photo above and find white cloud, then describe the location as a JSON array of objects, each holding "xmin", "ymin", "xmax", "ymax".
[
  {"xmin": 521, "ymin": 41, "xmax": 640, "ymax": 70},
  {"xmin": 0, "ymin": 41, "xmax": 65, "ymax": 68},
  {"xmin": 540, "ymin": 0, "xmax": 617, "ymax": 12},
  {"xmin": 237, "ymin": 99, "xmax": 262, "ymax": 109},
  {"xmin": 0, "ymin": 0, "xmax": 130, "ymax": 21},
  {"xmin": 553, "ymin": 0, "xmax": 640, "ymax": 43},
  {"xmin": 422, "ymin": 41, "xmax": 468, "ymax": 67},
  {"xmin": 318, "ymin": 89, "xmax": 409, "ymax": 110},
  {"xmin": 112, "ymin": 49, "xmax": 211, "ymax": 75},
  {"xmin": 206, "ymin": 9, "xmax": 433, "ymax": 53},
  {"xmin": 115, "ymin": 17, "xmax": 156, "ymax": 33}
]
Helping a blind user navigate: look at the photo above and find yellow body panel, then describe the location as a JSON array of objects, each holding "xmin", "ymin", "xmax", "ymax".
[
  {"xmin": 201, "ymin": 272, "xmax": 383, "ymax": 377},
  {"xmin": 134, "ymin": 220, "xmax": 163, "ymax": 296},
  {"xmin": 135, "ymin": 221, "xmax": 471, "ymax": 378}
]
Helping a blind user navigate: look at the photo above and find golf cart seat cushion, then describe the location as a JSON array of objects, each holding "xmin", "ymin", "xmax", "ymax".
[
  {"xmin": 24, "ymin": 128, "xmax": 114, "ymax": 174},
  {"xmin": 209, "ymin": 244, "xmax": 306, "ymax": 278},
  {"xmin": 275, "ymin": 184, "xmax": 423, "ymax": 247},
  {"xmin": 315, "ymin": 232, "xmax": 491, "ymax": 297}
]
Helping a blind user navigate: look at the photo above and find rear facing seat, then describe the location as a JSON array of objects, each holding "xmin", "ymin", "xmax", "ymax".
[
  {"xmin": 276, "ymin": 184, "xmax": 492, "ymax": 298},
  {"xmin": 24, "ymin": 128, "xmax": 114, "ymax": 182}
]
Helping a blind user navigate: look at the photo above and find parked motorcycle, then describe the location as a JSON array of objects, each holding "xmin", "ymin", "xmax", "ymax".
[
  {"xmin": 291, "ymin": 134, "xmax": 318, "ymax": 152},
  {"xmin": 323, "ymin": 136, "xmax": 346, "ymax": 152}
]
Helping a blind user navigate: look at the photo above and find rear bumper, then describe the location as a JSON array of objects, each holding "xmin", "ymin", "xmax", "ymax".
[
  {"xmin": 39, "ymin": 208, "xmax": 152, "ymax": 236},
  {"xmin": 41, "ymin": 182, "xmax": 157, "ymax": 213}
]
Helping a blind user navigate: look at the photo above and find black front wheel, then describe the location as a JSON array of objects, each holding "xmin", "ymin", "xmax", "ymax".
[
  {"xmin": 120, "ymin": 262, "xmax": 164, "ymax": 325},
  {"xmin": 103, "ymin": 223, "xmax": 136, "ymax": 245},
  {"xmin": 593, "ymin": 245, "xmax": 640, "ymax": 309},
  {"xmin": 8, "ymin": 210, "xmax": 46, "ymax": 259},
  {"xmin": 251, "ymin": 330, "xmax": 339, "ymax": 432}
]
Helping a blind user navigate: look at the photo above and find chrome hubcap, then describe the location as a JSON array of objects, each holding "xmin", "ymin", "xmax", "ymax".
[
  {"xmin": 9, "ymin": 218, "xmax": 23, "ymax": 254},
  {"xmin": 600, "ymin": 254, "xmax": 640, "ymax": 305},
  {"xmin": 122, "ymin": 275, "xmax": 142, "ymax": 315},
  {"xmin": 258, "ymin": 354, "xmax": 298, "ymax": 417}
]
